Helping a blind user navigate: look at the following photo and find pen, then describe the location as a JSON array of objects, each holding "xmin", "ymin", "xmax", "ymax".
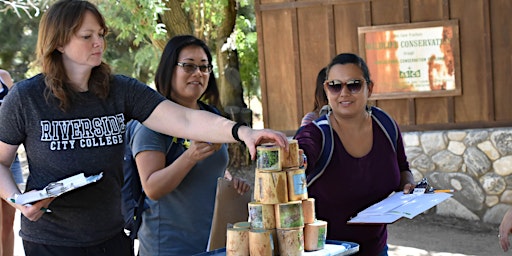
[
  {"xmin": 40, "ymin": 207, "xmax": 52, "ymax": 213},
  {"xmin": 434, "ymin": 189, "xmax": 454, "ymax": 193}
]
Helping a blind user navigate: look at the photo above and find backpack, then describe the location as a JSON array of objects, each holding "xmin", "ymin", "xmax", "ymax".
[
  {"xmin": 121, "ymin": 120, "xmax": 176, "ymax": 240},
  {"xmin": 296, "ymin": 106, "xmax": 398, "ymax": 187},
  {"xmin": 121, "ymin": 102, "xmax": 222, "ymax": 240}
]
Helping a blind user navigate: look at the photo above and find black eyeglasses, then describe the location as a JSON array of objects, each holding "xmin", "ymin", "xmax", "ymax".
[
  {"xmin": 176, "ymin": 62, "xmax": 213, "ymax": 74},
  {"xmin": 324, "ymin": 79, "xmax": 364, "ymax": 94}
]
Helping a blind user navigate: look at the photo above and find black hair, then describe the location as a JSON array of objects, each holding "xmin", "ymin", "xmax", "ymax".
[
  {"xmin": 154, "ymin": 35, "xmax": 220, "ymax": 107},
  {"xmin": 326, "ymin": 53, "xmax": 371, "ymax": 83}
]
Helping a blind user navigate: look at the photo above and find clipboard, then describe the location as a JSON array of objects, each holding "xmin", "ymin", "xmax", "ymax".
[
  {"xmin": 10, "ymin": 172, "xmax": 103, "ymax": 205},
  {"xmin": 207, "ymin": 177, "xmax": 251, "ymax": 251},
  {"xmin": 347, "ymin": 191, "xmax": 452, "ymax": 224}
]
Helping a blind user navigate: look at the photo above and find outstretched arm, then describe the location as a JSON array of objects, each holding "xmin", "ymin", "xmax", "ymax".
[{"xmin": 143, "ymin": 100, "xmax": 288, "ymax": 159}]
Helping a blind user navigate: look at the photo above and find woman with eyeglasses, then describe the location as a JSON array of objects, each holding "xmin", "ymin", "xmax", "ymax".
[
  {"xmin": 0, "ymin": 1, "xmax": 287, "ymax": 255},
  {"xmin": 130, "ymin": 35, "xmax": 251, "ymax": 256},
  {"xmin": 294, "ymin": 53, "xmax": 415, "ymax": 256}
]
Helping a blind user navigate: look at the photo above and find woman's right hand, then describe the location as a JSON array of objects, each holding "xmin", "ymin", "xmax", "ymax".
[
  {"xmin": 19, "ymin": 197, "xmax": 54, "ymax": 222},
  {"xmin": 499, "ymin": 207, "xmax": 512, "ymax": 251},
  {"xmin": 185, "ymin": 141, "xmax": 218, "ymax": 162},
  {"xmin": 238, "ymin": 127, "xmax": 289, "ymax": 160}
]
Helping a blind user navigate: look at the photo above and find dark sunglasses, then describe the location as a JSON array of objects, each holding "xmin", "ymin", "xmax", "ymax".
[
  {"xmin": 324, "ymin": 79, "xmax": 364, "ymax": 94},
  {"xmin": 176, "ymin": 62, "xmax": 213, "ymax": 74}
]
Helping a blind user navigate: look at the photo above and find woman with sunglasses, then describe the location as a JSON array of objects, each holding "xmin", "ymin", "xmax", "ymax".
[
  {"xmin": 130, "ymin": 35, "xmax": 250, "ymax": 256},
  {"xmin": 294, "ymin": 53, "xmax": 415, "ymax": 256},
  {"xmin": 0, "ymin": 1, "xmax": 287, "ymax": 255}
]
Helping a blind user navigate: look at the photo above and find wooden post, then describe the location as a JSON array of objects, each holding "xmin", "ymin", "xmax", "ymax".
[
  {"xmin": 275, "ymin": 201, "xmax": 304, "ymax": 229},
  {"xmin": 276, "ymin": 228, "xmax": 304, "ymax": 256},
  {"xmin": 249, "ymin": 229, "xmax": 274, "ymax": 256},
  {"xmin": 302, "ymin": 198, "xmax": 316, "ymax": 224},
  {"xmin": 226, "ymin": 227, "xmax": 250, "ymax": 256},
  {"xmin": 304, "ymin": 220, "xmax": 327, "ymax": 251},
  {"xmin": 249, "ymin": 202, "xmax": 276, "ymax": 229},
  {"xmin": 254, "ymin": 170, "xmax": 288, "ymax": 204},
  {"xmin": 285, "ymin": 167, "xmax": 308, "ymax": 201}
]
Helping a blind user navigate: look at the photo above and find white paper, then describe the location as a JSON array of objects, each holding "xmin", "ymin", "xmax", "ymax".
[
  {"xmin": 304, "ymin": 243, "xmax": 359, "ymax": 256},
  {"xmin": 347, "ymin": 192, "xmax": 452, "ymax": 224},
  {"xmin": 11, "ymin": 172, "xmax": 103, "ymax": 205}
]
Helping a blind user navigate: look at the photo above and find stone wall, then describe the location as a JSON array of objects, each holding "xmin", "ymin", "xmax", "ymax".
[{"xmin": 403, "ymin": 127, "xmax": 512, "ymax": 224}]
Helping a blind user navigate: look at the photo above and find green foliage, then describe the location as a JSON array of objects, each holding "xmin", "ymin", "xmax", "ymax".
[
  {"xmin": 0, "ymin": 6, "xmax": 41, "ymax": 82},
  {"xmin": 100, "ymin": 0, "xmax": 167, "ymax": 46},
  {"xmin": 181, "ymin": 0, "xmax": 229, "ymax": 49},
  {"xmin": 235, "ymin": 14, "xmax": 260, "ymax": 102},
  {"xmin": 97, "ymin": 0, "xmax": 168, "ymax": 84}
]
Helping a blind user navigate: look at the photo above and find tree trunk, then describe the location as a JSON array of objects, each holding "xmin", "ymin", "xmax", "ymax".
[
  {"xmin": 156, "ymin": 0, "xmax": 193, "ymax": 50},
  {"xmin": 214, "ymin": 0, "xmax": 251, "ymax": 168}
]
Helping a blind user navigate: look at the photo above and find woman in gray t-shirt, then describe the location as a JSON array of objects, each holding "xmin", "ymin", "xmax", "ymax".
[{"xmin": 132, "ymin": 35, "xmax": 250, "ymax": 256}]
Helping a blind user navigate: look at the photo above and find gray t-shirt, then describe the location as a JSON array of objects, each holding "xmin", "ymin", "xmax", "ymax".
[
  {"xmin": 131, "ymin": 120, "xmax": 229, "ymax": 256},
  {"xmin": 0, "ymin": 74, "xmax": 165, "ymax": 246}
]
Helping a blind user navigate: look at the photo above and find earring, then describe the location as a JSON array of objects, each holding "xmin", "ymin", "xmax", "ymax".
[{"xmin": 366, "ymin": 105, "xmax": 372, "ymax": 116}]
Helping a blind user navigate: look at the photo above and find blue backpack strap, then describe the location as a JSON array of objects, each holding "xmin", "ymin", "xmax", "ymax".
[
  {"xmin": 370, "ymin": 106, "xmax": 398, "ymax": 152},
  {"xmin": 198, "ymin": 101, "xmax": 222, "ymax": 116},
  {"xmin": 307, "ymin": 112, "xmax": 334, "ymax": 187},
  {"xmin": 126, "ymin": 121, "xmax": 178, "ymax": 240},
  {"xmin": 306, "ymin": 107, "xmax": 398, "ymax": 187}
]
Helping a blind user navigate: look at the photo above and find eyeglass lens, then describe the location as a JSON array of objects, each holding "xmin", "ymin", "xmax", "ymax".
[
  {"xmin": 326, "ymin": 79, "xmax": 363, "ymax": 94},
  {"xmin": 177, "ymin": 63, "xmax": 212, "ymax": 74}
]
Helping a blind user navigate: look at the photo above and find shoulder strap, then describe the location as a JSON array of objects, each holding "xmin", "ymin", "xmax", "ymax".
[
  {"xmin": 307, "ymin": 112, "xmax": 334, "ymax": 187},
  {"xmin": 306, "ymin": 107, "xmax": 398, "ymax": 187},
  {"xmin": 0, "ymin": 81, "xmax": 8, "ymax": 103},
  {"xmin": 370, "ymin": 106, "xmax": 398, "ymax": 152},
  {"xmin": 198, "ymin": 101, "xmax": 222, "ymax": 116}
]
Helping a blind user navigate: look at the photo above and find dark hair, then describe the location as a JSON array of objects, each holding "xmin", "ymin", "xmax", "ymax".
[
  {"xmin": 312, "ymin": 67, "xmax": 328, "ymax": 112},
  {"xmin": 154, "ymin": 35, "xmax": 220, "ymax": 107},
  {"xmin": 37, "ymin": 0, "xmax": 111, "ymax": 110},
  {"xmin": 326, "ymin": 53, "xmax": 371, "ymax": 83}
]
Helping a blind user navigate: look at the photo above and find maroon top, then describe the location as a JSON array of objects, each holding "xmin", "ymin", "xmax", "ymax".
[{"xmin": 295, "ymin": 118, "xmax": 410, "ymax": 256}]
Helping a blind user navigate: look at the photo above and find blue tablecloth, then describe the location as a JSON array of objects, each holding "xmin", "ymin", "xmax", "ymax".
[{"xmin": 193, "ymin": 240, "xmax": 359, "ymax": 256}]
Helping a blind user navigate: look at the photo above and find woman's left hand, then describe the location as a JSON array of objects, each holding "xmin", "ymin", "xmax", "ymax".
[
  {"xmin": 231, "ymin": 177, "xmax": 251, "ymax": 195},
  {"xmin": 402, "ymin": 183, "xmax": 415, "ymax": 194},
  {"xmin": 400, "ymin": 171, "xmax": 416, "ymax": 194}
]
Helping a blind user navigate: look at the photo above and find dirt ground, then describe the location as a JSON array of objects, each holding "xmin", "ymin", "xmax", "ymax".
[{"xmin": 387, "ymin": 212, "xmax": 507, "ymax": 256}]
